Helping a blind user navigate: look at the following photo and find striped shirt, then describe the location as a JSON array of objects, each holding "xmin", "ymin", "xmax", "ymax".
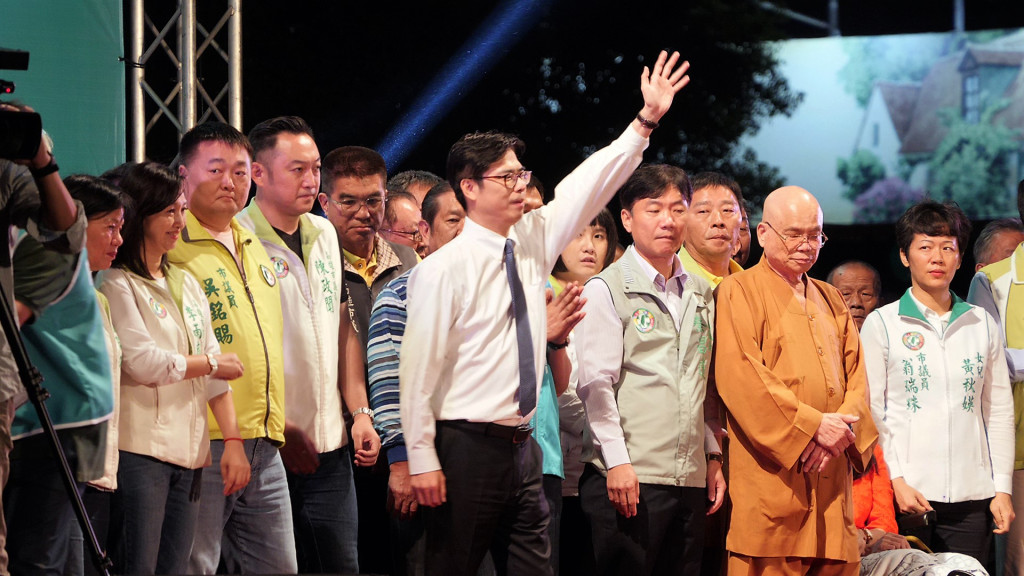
[{"xmin": 367, "ymin": 270, "xmax": 412, "ymax": 464}]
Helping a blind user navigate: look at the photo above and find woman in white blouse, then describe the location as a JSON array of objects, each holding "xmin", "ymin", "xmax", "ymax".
[{"xmin": 97, "ymin": 162, "xmax": 250, "ymax": 575}]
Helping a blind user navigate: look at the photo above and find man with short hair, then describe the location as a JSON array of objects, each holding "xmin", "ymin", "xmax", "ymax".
[
  {"xmin": 826, "ymin": 261, "xmax": 881, "ymax": 331},
  {"xmin": 973, "ymin": 217, "xmax": 1024, "ymax": 272},
  {"xmin": 388, "ymin": 170, "xmax": 444, "ymax": 206},
  {"xmin": 318, "ymin": 147, "xmax": 418, "ymax": 347},
  {"xmin": 238, "ymin": 116, "xmax": 380, "ymax": 573},
  {"xmin": 968, "ymin": 179, "xmax": 1024, "ymax": 574},
  {"xmin": 319, "ymin": 145, "xmax": 416, "ymax": 573},
  {"xmin": 401, "ymin": 51, "xmax": 691, "ymax": 576},
  {"xmin": 368, "ymin": 181, "xmax": 466, "ymax": 574},
  {"xmin": 575, "ymin": 164, "xmax": 726, "ymax": 575},
  {"xmin": 678, "ymin": 171, "xmax": 744, "ymax": 289},
  {"xmin": 169, "ymin": 122, "xmax": 294, "ymax": 574},
  {"xmin": 715, "ymin": 186, "xmax": 877, "ymax": 576},
  {"xmin": 382, "ymin": 190, "xmax": 426, "ymax": 258}
]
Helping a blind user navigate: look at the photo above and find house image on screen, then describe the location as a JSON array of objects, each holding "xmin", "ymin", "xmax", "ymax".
[{"xmin": 853, "ymin": 30, "xmax": 1024, "ymax": 199}]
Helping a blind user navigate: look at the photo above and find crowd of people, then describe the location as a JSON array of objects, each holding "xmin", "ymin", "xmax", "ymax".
[{"xmin": 0, "ymin": 49, "xmax": 1022, "ymax": 576}]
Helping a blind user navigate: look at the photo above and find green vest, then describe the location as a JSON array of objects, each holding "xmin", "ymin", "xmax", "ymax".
[{"xmin": 588, "ymin": 249, "xmax": 712, "ymax": 487}]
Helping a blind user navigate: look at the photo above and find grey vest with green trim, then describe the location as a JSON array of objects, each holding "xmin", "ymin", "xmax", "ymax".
[{"xmin": 587, "ymin": 249, "xmax": 712, "ymax": 487}]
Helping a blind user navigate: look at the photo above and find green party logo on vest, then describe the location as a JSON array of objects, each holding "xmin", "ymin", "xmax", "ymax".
[
  {"xmin": 631, "ymin": 308, "xmax": 655, "ymax": 334},
  {"xmin": 902, "ymin": 331, "xmax": 925, "ymax": 351},
  {"xmin": 260, "ymin": 264, "xmax": 277, "ymax": 287},
  {"xmin": 270, "ymin": 256, "xmax": 290, "ymax": 279},
  {"xmin": 149, "ymin": 297, "xmax": 168, "ymax": 319}
]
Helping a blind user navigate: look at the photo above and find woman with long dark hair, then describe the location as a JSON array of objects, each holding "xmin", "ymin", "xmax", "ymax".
[{"xmin": 96, "ymin": 161, "xmax": 250, "ymax": 574}]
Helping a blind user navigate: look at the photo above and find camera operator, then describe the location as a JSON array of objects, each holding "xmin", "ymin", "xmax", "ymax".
[{"xmin": 0, "ymin": 101, "xmax": 84, "ymax": 576}]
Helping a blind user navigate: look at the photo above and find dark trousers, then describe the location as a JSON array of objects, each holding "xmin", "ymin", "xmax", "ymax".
[
  {"xmin": 354, "ymin": 464, "xmax": 391, "ymax": 575},
  {"xmin": 579, "ymin": 464, "xmax": 705, "ymax": 576},
  {"xmin": 542, "ymin": 474, "xmax": 563, "ymax": 576},
  {"xmin": 902, "ymin": 499, "xmax": 993, "ymax": 567},
  {"xmin": 424, "ymin": 421, "xmax": 552, "ymax": 576},
  {"xmin": 287, "ymin": 446, "xmax": 359, "ymax": 574},
  {"xmin": 559, "ymin": 496, "xmax": 596, "ymax": 576},
  {"xmin": 4, "ymin": 437, "xmax": 85, "ymax": 576}
]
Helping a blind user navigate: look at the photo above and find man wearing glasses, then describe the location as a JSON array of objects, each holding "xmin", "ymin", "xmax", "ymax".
[
  {"xmin": 382, "ymin": 190, "xmax": 427, "ymax": 258},
  {"xmin": 318, "ymin": 146, "xmax": 418, "ymax": 347},
  {"xmin": 400, "ymin": 51, "xmax": 691, "ymax": 576},
  {"xmin": 317, "ymin": 145, "xmax": 417, "ymax": 573},
  {"xmin": 714, "ymin": 186, "xmax": 877, "ymax": 576}
]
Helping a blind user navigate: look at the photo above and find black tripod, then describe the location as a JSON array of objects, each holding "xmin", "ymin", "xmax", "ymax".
[{"xmin": 0, "ymin": 281, "xmax": 112, "ymax": 575}]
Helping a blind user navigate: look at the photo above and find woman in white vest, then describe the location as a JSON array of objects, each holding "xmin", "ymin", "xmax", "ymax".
[
  {"xmin": 96, "ymin": 162, "xmax": 250, "ymax": 575},
  {"xmin": 862, "ymin": 200, "xmax": 1014, "ymax": 566}
]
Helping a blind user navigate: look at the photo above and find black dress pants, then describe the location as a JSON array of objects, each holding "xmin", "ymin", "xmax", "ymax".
[
  {"xmin": 579, "ymin": 463, "xmax": 705, "ymax": 576},
  {"xmin": 424, "ymin": 421, "xmax": 552, "ymax": 576}
]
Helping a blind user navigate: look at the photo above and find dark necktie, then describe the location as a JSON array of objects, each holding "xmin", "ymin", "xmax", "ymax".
[{"xmin": 503, "ymin": 238, "xmax": 537, "ymax": 416}]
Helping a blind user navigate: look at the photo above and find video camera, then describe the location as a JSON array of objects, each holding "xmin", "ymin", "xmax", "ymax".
[{"xmin": 0, "ymin": 47, "xmax": 43, "ymax": 160}]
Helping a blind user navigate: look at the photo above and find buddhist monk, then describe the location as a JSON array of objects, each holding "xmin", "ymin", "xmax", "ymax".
[{"xmin": 714, "ymin": 186, "xmax": 877, "ymax": 575}]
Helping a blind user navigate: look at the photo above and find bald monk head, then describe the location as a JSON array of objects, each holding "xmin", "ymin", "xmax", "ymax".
[{"xmin": 758, "ymin": 186, "xmax": 825, "ymax": 284}]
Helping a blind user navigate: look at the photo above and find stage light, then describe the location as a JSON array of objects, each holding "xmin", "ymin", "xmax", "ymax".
[{"xmin": 377, "ymin": 0, "xmax": 549, "ymax": 169}]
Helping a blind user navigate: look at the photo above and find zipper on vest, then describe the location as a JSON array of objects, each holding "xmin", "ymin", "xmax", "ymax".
[
  {"xmin": 187, "ymin": 231, "xmax": 274, "ymax": 439},
  {"xmin": 236, "ymin": 238, "xmax": 274, "ymax": 438}
]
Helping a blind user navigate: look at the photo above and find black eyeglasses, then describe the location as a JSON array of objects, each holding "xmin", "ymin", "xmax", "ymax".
[{"xmin": 479, "ymin": 170, "xmax": 532, "ymax": 190}]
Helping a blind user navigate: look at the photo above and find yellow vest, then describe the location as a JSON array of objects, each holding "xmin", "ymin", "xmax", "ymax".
[{"xmin": 168, "ymin": 212, "xmax": 286, "ymax": 443}]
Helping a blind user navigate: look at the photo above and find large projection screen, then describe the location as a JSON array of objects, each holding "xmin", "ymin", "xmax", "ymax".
[
  {"xmin": 0, "ymin": 0, "xmax": 125, "ymax": 175},
  {"xmin": 745, "ymin": 29, "xmax": 1024, "ymax": 224}
]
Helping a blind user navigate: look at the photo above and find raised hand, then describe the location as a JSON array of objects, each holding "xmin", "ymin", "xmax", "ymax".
[{"xmin": 638, "ymin": 50, "xmax": 691, "ymax": 126}]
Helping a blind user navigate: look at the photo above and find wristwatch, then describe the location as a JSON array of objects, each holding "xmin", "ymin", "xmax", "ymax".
[
  {"xmin": 206, "ymin": 353, "xmax": 218, "ymax": 376},
  {"xmin": 353, "ymin": 407, "xmax": 375, "ymax": 422},
  {"xmin": 707, "ymin": 452, "xmax": 723, "ymax": 463}
]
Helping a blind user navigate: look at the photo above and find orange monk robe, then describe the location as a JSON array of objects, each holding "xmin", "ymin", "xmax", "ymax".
[{"xmin": 715, "ymin": 257, "xmax": 877, "ymax": 563}]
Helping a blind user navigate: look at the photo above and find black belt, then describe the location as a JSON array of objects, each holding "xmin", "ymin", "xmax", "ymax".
[{"xmin": 442, "ymin": 420, "xmax": 534, "ymax": 444}]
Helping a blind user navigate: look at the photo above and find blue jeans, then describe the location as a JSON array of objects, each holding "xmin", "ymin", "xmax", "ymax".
[
  {"xmin": 111, "ymin": 451, "xmax": 200, "ymax": 575},
  {"xmin": 287, "ymin": 446, "xmax": 358, "ymax": 573},
  {"xmin": 188, "ymin": 438, "xmax": 296, "ymax": 574}
]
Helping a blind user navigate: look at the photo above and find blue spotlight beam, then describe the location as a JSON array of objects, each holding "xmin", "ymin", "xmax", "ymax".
[{"xmin": 377, "ymin": 0, "xmax": 550, "ymax": 170}]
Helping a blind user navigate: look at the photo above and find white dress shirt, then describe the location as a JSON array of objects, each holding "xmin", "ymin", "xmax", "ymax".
[{"xmin": 400, "ymin": 126, "xmax": 648, "ymax": 475}]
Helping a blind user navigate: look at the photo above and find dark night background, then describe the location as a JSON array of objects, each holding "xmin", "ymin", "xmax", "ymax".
[{"xmin": 138, "ymin": 0, "xmax": 1024, "ymax": 302}]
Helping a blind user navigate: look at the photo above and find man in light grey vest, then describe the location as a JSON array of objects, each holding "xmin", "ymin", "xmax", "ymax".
[{"xmin": 575, "ymin": 164, "xmax": 726, "ymax": 576}]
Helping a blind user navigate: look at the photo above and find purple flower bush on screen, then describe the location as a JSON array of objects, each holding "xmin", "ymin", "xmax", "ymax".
[{"xmin": 853, "ymin": 177, "xmax": 926, "ymax": 224}]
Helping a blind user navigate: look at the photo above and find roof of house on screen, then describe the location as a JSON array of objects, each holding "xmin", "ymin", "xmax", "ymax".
[
  {"xmin": 896, "ymin": 30, "xmax": 1024, "ymax": 155},
  {"xmin": 876, "ymin": 82, "xmax": 920, "ymax": 141}
]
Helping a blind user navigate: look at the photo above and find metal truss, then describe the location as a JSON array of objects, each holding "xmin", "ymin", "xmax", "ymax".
[{"xmin": 127, "ymin": 0, "xmax": 242, "ymax": 161}]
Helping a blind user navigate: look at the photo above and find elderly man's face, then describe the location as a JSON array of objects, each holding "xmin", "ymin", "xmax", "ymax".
[
  {"xmin": 830, "ymin": 265, "xmax": 880, "ymax": 330},
  {"xmin": 382, "ymin": 196, "xmax": 426, "ymax": 257},
  {"xmin": 976, "ymin": 229, "xmax": 1024, "ymax": 272},
  {"xmin": 759, "ymin": 205, "xmax": 824, "ymax": 280}
]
